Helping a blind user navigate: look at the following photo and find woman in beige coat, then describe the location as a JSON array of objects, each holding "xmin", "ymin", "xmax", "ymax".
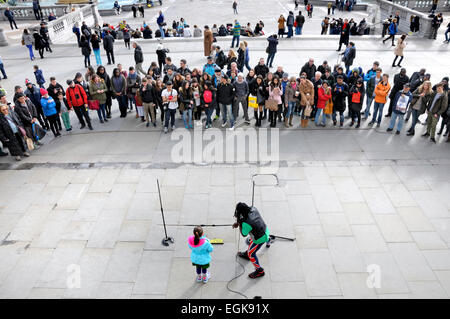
[
  {"xmin": 393, "ymin": 34, "xmax": 407, "ymax": 67},
  {"xmin": 203, "ymin": 26, "xmax": 213, "ymax": 57}
]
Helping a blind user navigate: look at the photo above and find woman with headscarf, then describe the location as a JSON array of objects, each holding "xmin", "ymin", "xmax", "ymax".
[{"xmin": 97, "ymin": 65, "xmax": 112, "ymax": 118}]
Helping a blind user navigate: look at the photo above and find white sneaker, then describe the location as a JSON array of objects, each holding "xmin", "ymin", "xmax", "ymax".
[
  {"xmin": 202, "ymin": 272, "xmax": 210, "ymax": 283},
  {"xmin": 221, "ymin": 121, "xmax": 227, "ymax": 128},
  {"xmin": 196, "ymin": 274, "xmax": 202, "ymax": 282},
  {"xmin": 229, "ymin": 126, "xmax": 235, "ymax": 131}
]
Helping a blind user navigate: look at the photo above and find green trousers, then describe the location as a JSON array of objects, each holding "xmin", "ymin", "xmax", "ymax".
[
  {"xmin": 61, "ymin": 112, "xmax": 71, "ymax": 130},
  {"xmin": 426, "ymin": 113, "xmax": 439, "ymax": 138}
]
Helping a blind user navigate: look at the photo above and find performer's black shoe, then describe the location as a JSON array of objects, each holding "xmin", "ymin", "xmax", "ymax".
[
  {"xmin": 249, "ymin": 268, "xmax": 265, "ymax": 279},
  {"xmin": 237, "ymin": 251, "xmax": 250, "ymax": 260}
]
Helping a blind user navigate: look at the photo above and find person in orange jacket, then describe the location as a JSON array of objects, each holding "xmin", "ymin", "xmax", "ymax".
[{"xmin": 369, "ymin": 73, "xmax": 391, "ymax": 127}]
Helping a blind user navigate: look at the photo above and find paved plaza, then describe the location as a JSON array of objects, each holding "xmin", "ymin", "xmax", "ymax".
[{"xmin": 0, "ymin": 0, "xmax": 450, "ymax": 299}]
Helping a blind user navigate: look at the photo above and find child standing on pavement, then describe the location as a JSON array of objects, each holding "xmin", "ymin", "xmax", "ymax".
[
  {"xmin": 188, "ymin": 226, "xmax": 213, "ymax": 283},
  {"xmin": 56, "ymin": 91, "xmax": 72, "ymax": 131}
]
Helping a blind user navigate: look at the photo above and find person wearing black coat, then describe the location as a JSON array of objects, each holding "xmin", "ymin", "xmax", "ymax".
[
  {"xmin": 131, "ymin": 4, "xmax": 137, "ymax": 18},
  {"xmin": 300, "ymin": 59, "xmax": 317, "ymax": 81},
  {"xmin": 97, "ymin": 65, "xmax": 113, "ymax": 118},
  {"xmin": 386, "ymin": 68, "xmax": 409, "ymax": 117},
  {"xmin": 254, "ymin": 58, "xmax": 270, "ymax": 78},
  {"xmin": 216, "ymin": 75, "xmax": 236, "ymax": 127},
  {"xmin": 249, "ymin": 75, "xmax": 268, "ymax": 126},
  {"xmin": 337, "ymin": 19, "xmax": 350, "ymax": 51},
  {"xmin": 39, "ymin": 23, "xmax": 52, "ymax": 53},
  {"xmin": 0, "ymin": 105, "xmax": 29, "ymax": 161},
  {"xmin": 348, "ymin": 78, "xmax": 365, "ymax": 128},
  {"xmin": 103, "ymin": 31, "xmax": 115, "ymax": 65},
  {"xmin": 266, "ymin": 34, "xmax": 279, "ymax": 68},
  {"xmin": 33, "ymin": 31, "xmax": 45, "ymax": 59},
  {"xmin": 143, "ymin": 26, "xmax": 153, "ymax": 39},
  {"xmin": 332, "ymin": 75, "xmax": 349, "ymax": 126},
  {"xmin": 14, "ymin": 93, "xmax": 40, "ymax": 143},
  {"xmin": 80, "ymin": 36, "xmax": 92, "ymax": 67}
]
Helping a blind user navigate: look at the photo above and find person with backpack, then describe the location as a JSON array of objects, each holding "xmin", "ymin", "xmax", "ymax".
[
  {"xmin": 383, "ymin": 18, "xmax": 397, "ymax": 46},
  {"xmin": 233, "ymin": 202, "xmax": 270, "ymax": 279}
]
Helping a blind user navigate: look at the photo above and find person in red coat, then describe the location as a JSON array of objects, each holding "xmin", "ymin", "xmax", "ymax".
[
  {"xmin": 66, "ymin": 79, "xmax": 93, "ymax": 130},
  {"xmin": 315, "ymin": 81, "xmax": 332, "ymax": 126}
]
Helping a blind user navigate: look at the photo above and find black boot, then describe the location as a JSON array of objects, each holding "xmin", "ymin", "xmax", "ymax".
[{"xmin": 248, "ymin": 267, "xmax": 265, "ymax": 279}]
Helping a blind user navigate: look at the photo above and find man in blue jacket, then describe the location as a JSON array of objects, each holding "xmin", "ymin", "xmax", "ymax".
[
  {"xmin": 4, "ymin": 7, "xmax": 18, "ymax": 30},
  {"xmin": 157, "ymin": 11, "xmax": 165, "ymax": 39}
]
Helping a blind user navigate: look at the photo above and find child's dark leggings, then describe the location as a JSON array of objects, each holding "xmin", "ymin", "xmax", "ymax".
[
  {"xmin": 196, "ymin": 266, "xmax": 207, "ymax": 274},
  {"xmin": 247, "ymin": 239, "xmax": 264, "ymax": 269}
]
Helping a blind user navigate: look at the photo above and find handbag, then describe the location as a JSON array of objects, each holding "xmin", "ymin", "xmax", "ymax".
[
  {"xmin": 265, "ymin": 99, "xmax": 278, "ymax": 111},
  {"xmin": 32, "ymin": 123, "xmax": 46, "ymax": 141},
  {"xmin": 88, "ymin": 100, "xmax": 100, "ymax": 110},
  {"xmin": 18, "ymin": 126, "xmax": 27, "ymax": 137},
  {"xmin": 248, "ymin": 95, "xmax": 258, "ymax": 108},
  {"xmin": 265, "ymin": 46, "xmax": 269, "ymax": 54},
  {"xmin": 304, "ymin": 103, "xmax": 313, "ymax": 117},
  {"xmin": 324, "ymin": 99, "xmax": 333, "ymax": 114},
  {"xmin": 25, "ymin": 136, "xmax": 35, "ymax": 151}
]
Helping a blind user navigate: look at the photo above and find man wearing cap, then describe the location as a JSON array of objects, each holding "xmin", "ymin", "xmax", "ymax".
[
  {"xmin": 66, "ymin": 79, "xmax": 93, "ymax": 130},
  {"xmin": 162, "ymin": 81, "xmax": 178, "ymax": 133},
  {"xmin": 203, "ymin": 57, "xmax": 218, "ymax": 77},
  {"xmin": 234, "ymin": 73, "xmax": 250, "ymax": 125},
  {"xmin": 217, "ymin": 75, "xmax": 236, "ymax": 129},
  {"xmin": 25, "ymin": 80, "xmax": 49, "ymax": 130}
]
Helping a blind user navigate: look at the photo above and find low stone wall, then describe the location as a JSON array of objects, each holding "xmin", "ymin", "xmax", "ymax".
[
  {"xmin": 393, "ymin": 0, "xmax": 450, "ymax": 12},
  {"xmin": 0, "ymin": 5, "xmax": 69, "ymax": 21},
  {"xmin": 377, "ymin": 0, "xmax": 434, "ymax": 37}
]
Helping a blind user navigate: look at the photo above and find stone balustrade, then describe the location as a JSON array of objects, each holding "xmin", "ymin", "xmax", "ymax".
[
  {"xmin": 0, "ymin": 5, "xmax": 70, "ymax": 21},
  {"xmin": 393, "ymin": 0, "xmax": 450, "ymax": 12}
]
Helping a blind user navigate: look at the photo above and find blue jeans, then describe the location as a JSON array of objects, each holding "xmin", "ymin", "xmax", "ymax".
[
  {"xmin": 97, "ymin": 103, "xmax": 106, "ymax": 121},
  {"xmin": 409, "ymin": 109, "xmax": 420, "ymax": 132},
  {"xmin": 332, "ymin": 110, "xmax": 344, "ymax": 124},
  {"xmin": 26, "ymin": 44, "xmax": 35, "ymax": 60},
  {"xmin": 245, "ymin": 59, "xmax": 251, "ymax": 71},
  {"xmin": 219, "ymin": 103, "xmax": 234, "ymax": 126},
  {"xmin": 286, "ymin": 101, "xmax": 296, "ymax": 118},
  {"xmin": 93, "ymin": 49, "xmax": 102, "ymax": 65},
  {"xmin": 205, "ymin": 107, "xmax": 214, "ymax": 125},
  {"xmin": 363, "ymin": 95, "xmax": 374, "ymax": 118},
  {"xmin": 164, "ymin": 108, "xmax": 176, "ymax": 128},
  {"xmin": 371, "ymin": 102, "xmax": 385, "ymax": 124},
  {"xmin": 267, "ymin": 53, "xmax": 275, "ymax": 67},
  {"xmin": 231, "ymin": 35, "xmax": 240, "ymax": 48},
  {"xmin": 295, "ymin": 26, "xmax": 302, "ymax": 35},
  {"xmin": 287, "ymin": 25, "xmax": 293, "ymax": 38},
  {"xmin": 445, "ymin": 30, "xmax": 450, "ymax": 42},
  {"xmin": 159, "ymin": 25, "xmax": 165, "ymax": 39},
  {"xmin": 183, "ymin": 108, "xmax": 192, "ymax": 127},
  {"xmin": 388, "ymin": 112, "xmax": 405, "ymax": 132},
  {"xmin": 315, "ymin": 108, "xmax": 326, "ymax": 125}
]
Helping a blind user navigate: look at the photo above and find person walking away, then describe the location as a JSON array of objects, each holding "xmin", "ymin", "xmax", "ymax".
[
  {"xmin": 162, "ymin": 81, "xmax": 178, "ymax": 133},
  {"xmin": 103, "ymin": 31, "xmax": 115, "ymax": 65},
  {"xmin": 89, "ymin": 74, "xmax": 108, "ymax": 123},
  {"xmin": 123, "ymin": 28, "xmax": 131, "ymax": 49},
  {"xmin": 386, "ymin": 83, "xmax": 412, "ymax": 135},
  {"xmin": 337, "ymin": 19, "xmax": 350, "ymax": 51},
  {"xmin": 383, "ymin": 19, "xmax": 397, "ymax": 46},
  {"xmin": 91, "ymin": 34, "xmax": 102, "ymax": 66},
  {"xmin": 422, "ymin": 82, "xmax": 448, "ymax": 143},
  {"xmin": 4, "ymin": 8, "xmax": 18, "ymax": 30},
  {"xmin": 32, "ymin": 0, "xmax": 41, "ymax": 20},
  {"xmin": 33, "ymin": 65, "xmax": 45, "ymax": 88},
  {"xmin": 204, "ymin": 26, "xmax": 213, "ymax": 57},
  {"xmin": 40, "ymin": 89, "xmax": 60, "ymax": 137},
  {"xmin": 287, "ymin": 11, "xmax": 295, "ymax": 38},
  {"xmin": 0, "ymin": 105, "xmax": 30, "ymax": 161},
  {"xmin": 66, "ymin": 79, "xmax": 93, "ymax": 130},
  {"xmin": 55, "ymin": 91, "xmax": 72, "ymax": 131},
  {"xmin": 233, "ymin": 202, "xmax": 270, "ymax": 279},
  {"xmin": 231, "ymin": 20, "xmax": 241, "ymax": 48},
  {"xmin": 80, "ymin": 35, "xmax": 92, "ymax": 68},
  {"xmin": 295, "ymin": 11, "xmax": 305, "ymax": 35},
  {"xmin": 349, "ymin": 78, "xmax": 365, "ymax": 128},
  {"xmin": 22, "ymin": 29, "xmax": 35, "ymax": 61},
  {"xmin": 267, "ymin": 34, "xmax": 278, "ymax": 68},
  {"xmin": 430, "ymin": 13, "xmax": 443, "ymax": 40},
  {"xmin": 341, "ymin": 42, "xmax": 356, "ymax": 74},
  {"xmin": 369, "ymin": 73, "xmax": 390, "ymax": 127},
  {"xmin": 188, "ymin": 226, "xmax": 213, "ymax": 283},
  {"xmin": 393, "ymin": 34, "xmax": 406, "ymax": 67},
  {"xmin": 277, "ymin": 15, "xmax": 286, "ymax": 38}
]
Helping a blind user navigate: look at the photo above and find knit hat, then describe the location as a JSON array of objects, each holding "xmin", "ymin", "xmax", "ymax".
[
  {"xmin": 283, "ymin": 73, "xmax": 289, "ymax": 78},
  {"xmin": 40, "ymin": 88, "xmax": 48, "ymax": 96},
  {"xmin": 66, "ymin": 79, "xmax": 74, "ymax": 85},
  {"xmin": 25, "ymin": 78, "xmax": 32, "ymax": 85}
]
